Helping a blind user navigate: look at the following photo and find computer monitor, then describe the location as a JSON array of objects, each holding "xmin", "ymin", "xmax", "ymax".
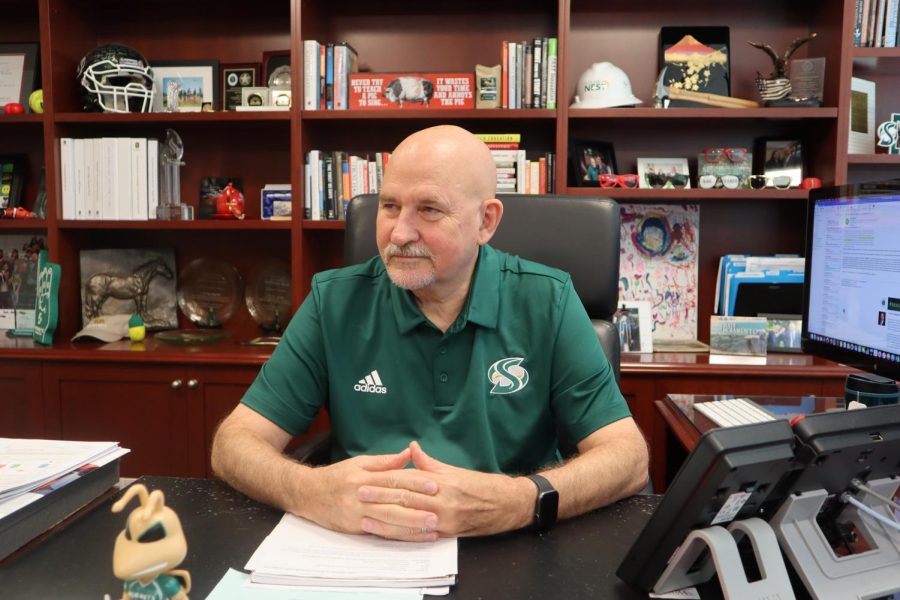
[
  {"xmin": 802, "ymin": 179, "xmax": 900, "ymax": 381},
  {"xmin": 615, "ymin": 420, "xmax": 801, "ymax": 592}
]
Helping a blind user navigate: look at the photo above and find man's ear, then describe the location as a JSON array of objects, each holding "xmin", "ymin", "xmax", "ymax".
[{"xmin": 477, "ymin": 198, "xmax": 503, "ymax": 245}]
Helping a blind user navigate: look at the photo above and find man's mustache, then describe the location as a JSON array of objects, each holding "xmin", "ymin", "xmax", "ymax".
[{"xmin": 384, "ymin": 243, "xmax": 434, "ymax": 260}]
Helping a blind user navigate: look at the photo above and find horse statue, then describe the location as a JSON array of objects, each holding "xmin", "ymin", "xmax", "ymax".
[{"xmin": 83, "ymin": 257, "xmax": 174, "ymax": 321}]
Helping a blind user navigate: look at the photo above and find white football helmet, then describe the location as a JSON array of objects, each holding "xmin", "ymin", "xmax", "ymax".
[{"xmin": 77, "ymin": 44, "xmax": 156, "ymax": 113}]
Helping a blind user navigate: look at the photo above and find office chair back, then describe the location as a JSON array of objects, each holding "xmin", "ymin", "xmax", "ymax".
[{"xmin": 344, "ymin": 193, "xmax": 622, "ymax": 380}]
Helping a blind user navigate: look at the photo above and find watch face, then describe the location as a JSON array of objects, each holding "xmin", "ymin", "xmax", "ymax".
[{"xmin": 537, "ymin": 489, "xmax": 559, "ymax": 530}]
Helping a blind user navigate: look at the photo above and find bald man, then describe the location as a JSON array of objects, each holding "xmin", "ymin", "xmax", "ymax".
[{"xmin": 211, "ymin": 126, "xmax": 648, "ymax": 541}]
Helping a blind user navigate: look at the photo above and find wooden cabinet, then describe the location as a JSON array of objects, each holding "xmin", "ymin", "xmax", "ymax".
[
  {"xmin": 0, "ymin": 360, "xmax": 44, "ymax": 438},
  {"xmin": 41, "ymin": 361, "xmax": 260, "ymax": 478}
]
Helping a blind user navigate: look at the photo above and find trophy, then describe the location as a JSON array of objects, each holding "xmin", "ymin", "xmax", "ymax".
[
  {"xmin": 157, "ymin": 128, "xmax": 193, "ymax": 220},
  {"xmin": 245, "ymin": 259, "xmax": 291, "ymax": 337},
  {"xmin": 176, "ymin": 257, "xmax": 243, "ymax": 329}
]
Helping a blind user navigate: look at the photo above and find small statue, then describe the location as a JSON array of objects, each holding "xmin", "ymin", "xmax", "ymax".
[
  {"xmin": 111, "ymin": 484, "xmax": 191, "ymax": 600},
  {"xmin": 213, "ymin": 182, "xmax": 245, "ymax": 220},
  {"xmin": 748, "ymin": 33, "xmax": 817, "ymax": 102}
]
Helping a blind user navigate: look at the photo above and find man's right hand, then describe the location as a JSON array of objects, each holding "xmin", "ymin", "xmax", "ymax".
[{"xmin": 295, "ymin": 447, "xmax": 441, "ymax": 542}]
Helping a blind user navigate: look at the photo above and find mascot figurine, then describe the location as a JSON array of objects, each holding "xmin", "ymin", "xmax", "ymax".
[
  {"xmin": 213, "ymin": 182, "xmax": 245, "ymax": 220},
  {"xmin": 111, "ymin": 484, "xmax": 191, "ymax": 600}
]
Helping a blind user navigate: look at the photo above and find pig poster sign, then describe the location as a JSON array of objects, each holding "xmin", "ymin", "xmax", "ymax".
[{"xmin": 349, "ymin": 73, "xmax": 474, "ymax": 109}]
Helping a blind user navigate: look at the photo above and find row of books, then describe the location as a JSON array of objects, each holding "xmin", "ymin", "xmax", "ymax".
[
  {"xmin": 502, "ymin": 37, "xmax": 558, "ymax": 109},
  {"xmin": 304, "ymin": 150, "xmax": 390, "ymax": 220},
  {"xmin": 478, "ymin": 133, "xmax": 557, "ymax": 195},
  {"xmin": 302, "ymin": 40, "xmax": 359, "ymax": 110},
  {"xmin": 854, "ymin": 0, "xmax": 900, "ymax": 47},
  {"xmin": 59, "ymin": 137, "xmax": 158, "ymax": 221}
]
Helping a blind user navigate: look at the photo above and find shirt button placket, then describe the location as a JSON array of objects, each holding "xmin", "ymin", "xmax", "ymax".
[{"xmin": 434, "ymin": 342, "xmax": 453, "ymax": 407}]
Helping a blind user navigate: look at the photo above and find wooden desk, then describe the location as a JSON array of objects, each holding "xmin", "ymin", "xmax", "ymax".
[
  {"xmin": 0, "ymin": 476, "xmax": 663, "ymax": 599},
  {"xmin": 653, "ymin": 394, "xmax": 844, "ymax": 491}
]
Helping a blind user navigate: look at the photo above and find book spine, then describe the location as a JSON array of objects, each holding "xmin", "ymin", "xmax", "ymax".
[
  {"xmin": 303, "ymin": 40, "xmax": 320, "ymax": 110},
  {"xmin": 476, "ymin": 133, "xmax": 521, "ymax": 143},
  {"xmin": 115, "ymin": 138, "xmax": 133, "ymax": 220},
  {"xmin": 131, "ymin": 138, "xmax": 148, "ymax": 221},
  {"xmin": 855, "ymin": 0, "xmax": 865, "ymax": 45},
  {"xmin": 540, "ymin": 36, "xmax": 549, "ymax": 108},
  {"xmin": 875, "ymin": 0, "xmax": 887, "ymax": 47},
  {"xmin": 308, "ymin": 150, "xmax": 320, "ymax": 220},
  {"xmin": 332, "ymin": 151, "xmax": 343, "ymax": 219},
  {"xmin": 516, "ymin": 150, "xmax": 526, "ymax": 194},
  {"xmin": 334, "ymin": 45, "xmax": 346, "ymax": 110},
  {"xmin": 532, "ymin": 37, "xmax": 542, "ymax": 109},
  {"xmin": 517, "ymin": 42, "xmax": 525, "ymax": 110},
  {"xmin": 324, "ymin": 154, "xmax": 335, "ymax": 219},
  {"xmin": 304, "ymin": 157, "xmax": 312, "ymax": 219},
  {"xmin": 147, "ymin": 139, "xmax": 158, "ymax": 220},
  {"xmin": 100, "ymin": 138, "xmax": 116, "ymax": 220},
  {"xmin": 508, "ymin": 42, "xmax": 517, "ymax": 109},
  {"xmin": 325, "ymin": 43, "xmax": 334, "ymax": 110},
  {"xmin": 59, "ymin": 138, "xmax": 75, "ymax": 220},
  {"xmin": 885, "ymin": 0, "xmax": 899, "ymax": 47},
  {"xmin": 501, "ymin": 41, "xmax": 509, "ymax": 109},
  {"xmin": 524, "ymin": 42, "xmax": 533, "ymax": 109},
  {"xmin": 539, "ymin": 156, "xmax": 547, "ymax": 194},
  {"xmin": 546, "ymin": 38, "xmax": 558, "ymax": 110},
  {"xmin": 319, "ymin": 44, "xmax": 326, "ymax": 110},
  {"xmin": 73, "ymin": 138, "xmax": 85, "ymax": 219}
]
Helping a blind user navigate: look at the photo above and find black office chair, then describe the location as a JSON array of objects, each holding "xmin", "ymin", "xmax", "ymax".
[{"xmin": 294, "ymin": 193, "xmax": 623, "ymax": 466}]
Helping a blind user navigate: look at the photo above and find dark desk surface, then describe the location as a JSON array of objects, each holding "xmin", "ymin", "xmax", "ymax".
[{"xmin": 0, "ymin": 476, "xmax": 661, "ymax": 600}]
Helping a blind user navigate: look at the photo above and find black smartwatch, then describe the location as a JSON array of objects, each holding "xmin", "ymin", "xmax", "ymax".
[{"xmin": 526, "ymin": 474, "xmax": 559, "ymax": 532}]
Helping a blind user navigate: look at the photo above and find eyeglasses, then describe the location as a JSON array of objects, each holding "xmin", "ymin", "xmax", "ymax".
[
  {"xmin": 748, "ymin": 174, "xmax": 793, "ymax": 189},
  {"xmin": 598, "ymin": 173, "xmax": 639, "ymax": 188},
  {"xmin": 703, "ymin": 147, "xmax": 749, "ymax": 163},
  {"xmin": 698, "ymin": 174, "xmax": 741, "ymax": 189},
  {"xmin": 645, "ymin": 172, "xmax": 689, "ymax": 189}
]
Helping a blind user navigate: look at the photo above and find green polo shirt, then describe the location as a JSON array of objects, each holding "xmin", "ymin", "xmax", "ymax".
[{"xmin": 243, "ymin": 244, "xmax": 630, "ymax": 474}]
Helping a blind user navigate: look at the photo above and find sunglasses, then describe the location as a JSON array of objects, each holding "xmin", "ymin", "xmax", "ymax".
[
  {"xmin": 703, "ymin": 147, "xmax": 749, "ymax": 163},
  {"xmin": 645, "ymin": 172, "xmax": 689, "ymax": 189},
  {"xmin": 698, "ymin": 174, "xmax": 741, "ymax": 189},
  {"xmin": 748, "ymin": 174, "xmax": 792, "ymax": 189},
  {"xmin": 598, "ymin": 173, "xmax": 639, "ymax": 188}
]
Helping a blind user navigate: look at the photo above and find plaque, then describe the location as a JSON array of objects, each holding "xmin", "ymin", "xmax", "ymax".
[
  {"xmin": 245, "ymin": 258, "xmax": 291, "ymax": 333},
  {"xmin": 221, "ymin": 62, "xmax": 260, "ymax": 111},
  {"xmin": 177, "ymin": 257, "xmax": 243, "ymax": 328}
]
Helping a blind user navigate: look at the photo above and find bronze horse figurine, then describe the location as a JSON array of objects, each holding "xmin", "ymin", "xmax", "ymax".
[{"xmin": 83, "ymin": 257, "xmax": 174, "ymax": 321}]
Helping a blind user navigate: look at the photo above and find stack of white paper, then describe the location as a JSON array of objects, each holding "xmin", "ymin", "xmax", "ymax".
[
  {"xmin": 0, "ymin": 438, "xmax": 126, "ymax": 502},
  {"xmin": 245, "ymin": 514, "xmax": 458, "ymax": 590}
]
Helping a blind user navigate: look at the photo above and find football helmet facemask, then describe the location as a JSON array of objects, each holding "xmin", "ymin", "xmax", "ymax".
[{"xmin": 77, "ymin": 44, "xmax": 156, "ymax": 113}]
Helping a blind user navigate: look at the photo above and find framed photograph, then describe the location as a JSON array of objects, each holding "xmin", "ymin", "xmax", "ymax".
[
  {"xmin": 659, "ymin": 27, "xmax": 730, "ymax": 108},
  {"xmin": 221, "ymin": 62, "xmax": 261, "ymax": 111},
  {"xmin": 848, "ymin": 77, "xmax": 875, "ymax": 154},
  {"xmin": 0, "ymin": 155, "xmax": 27, "ymax": 210},
  {"xmin": 0, "ymin": 43, "xmax": 39, "ymax": 108},
  {"xmin": 0, "ymin": 234, "xmax": 46, "ymax": 330},
  {"xmin": 150, "ymin": 60, "xmax": 219, "ymax": 112},
  {"xmin": 262, "ymin": 50, "xmax": 290, "ymax": 86},
  {"xmin": 569, "ymin": 140, "xmax": 617, "ymax": 187},
  {"xmin": 636, "ymin": 157, "xmax": 691, "ymax": 189},
  {"xmin": 755, "ymin": 138, "xmax": 803, "ymax": 188},
  {"xmin": 614, "ymin": 301, "xmax": 653, "ymax": 353}
]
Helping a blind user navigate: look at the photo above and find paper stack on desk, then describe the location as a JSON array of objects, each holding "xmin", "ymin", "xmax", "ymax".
[{"xmin": 245, "ymin": 513, "xmax": 458, "ymax": 590}]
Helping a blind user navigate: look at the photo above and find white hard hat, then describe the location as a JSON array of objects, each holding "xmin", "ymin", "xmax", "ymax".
[{"xmin": 570, "ymin": 62, "xmax": 642, "ymax": 109}]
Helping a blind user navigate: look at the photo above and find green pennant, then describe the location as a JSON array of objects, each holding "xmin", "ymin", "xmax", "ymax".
[{"xmin": 32, "ymin": 250, "xmax": 61, "ymax": 346}]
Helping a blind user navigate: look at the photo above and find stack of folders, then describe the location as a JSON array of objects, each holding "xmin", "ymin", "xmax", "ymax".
[
  {"xmin": 715, "ymin": 255, "xmax": 806, "ymax": 317},
  {"xmin": 245, "ymin": 513, "xmax": 458, "ymax": 592},
  {"xmin": 0, "ymin": 438, "xmax": 129, "ymax": 560}
]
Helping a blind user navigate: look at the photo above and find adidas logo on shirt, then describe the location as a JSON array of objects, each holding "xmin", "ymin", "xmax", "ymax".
[{"xmin": 353, "ymin": 370, "xmax": 388, "ymax": 394}]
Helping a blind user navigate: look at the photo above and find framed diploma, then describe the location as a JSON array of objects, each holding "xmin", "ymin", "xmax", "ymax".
[{"xmin": 0, "ymin": 43, "xmax": 39, "ymax": 108}]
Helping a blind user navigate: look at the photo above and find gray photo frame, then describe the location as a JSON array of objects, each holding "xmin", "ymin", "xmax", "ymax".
[
  {"xmin": 150, "ymin": 60, "xmax": 219, "ymax": 112},
  {"xmin": 0, "ymin": 43, "xmax": 40, "ymax": 108}
]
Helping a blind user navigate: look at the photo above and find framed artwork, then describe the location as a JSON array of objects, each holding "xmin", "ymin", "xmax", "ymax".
[
  {"xmin": 262, "ymin": 50, "xmax": 290, "ymax": 86},
  {"xmin": 636, "ymin": 157, "xmax": 690, "ymax": 189},
  {"xmin": 848, "ymin": 77, "xmax": 875, "ymax": 154},
  {"xmin": 79, "ymin": 248, "xmax": 177, "ymax": 329},
  {"xmin": 659, "ymin": 27, "xmax": 730, "ymax": 108},
  {"xmin": 221, "ymin": 62, "xmax": 261, "ymax": 111},
  {"xmin": 0, "ymin": 234, "xmax": 46, "ymax": 330},
  {"xmin": 0, "ymin": 43, "xmax": 39, "ymax": 108},
  {"xmin": 569, "ymin": 140, "xmax": 617, "ymax": 187},
  {"xmin": 755, "ymin": 138, "xmax": 804, "ymax": 188},
  {"xmin": 0, "ymin": 155, "xmax": 27, "ymax": 210},
  {"xmin": 150, "ymin": 60, "xmax": 219, "ymax": 112},
  {"xmin": 614, "ymin": 301, "xmax": 653, "ymax": 353}
]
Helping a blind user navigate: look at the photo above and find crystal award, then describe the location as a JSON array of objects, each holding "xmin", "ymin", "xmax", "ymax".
[{"xmin": 157, "ymin": 128, "xmax": 193, "ymax": 220}]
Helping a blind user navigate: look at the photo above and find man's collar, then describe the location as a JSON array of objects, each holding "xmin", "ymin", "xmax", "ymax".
[{"xmin": 388, "ymin": 245, "xmax": 501, "ymax": 334}]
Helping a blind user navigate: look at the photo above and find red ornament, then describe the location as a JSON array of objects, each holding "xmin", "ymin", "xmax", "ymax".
[
  {"xmin": 0, "ymin": 207, "xmax": 36, "ymax": 219},
  {"xmin": 3, "ymin": 102, "xmax": 25, "ymax": 114},
  {"xmin": 213, "ymin": 182, "xmax": 245, "ymax": 220}
]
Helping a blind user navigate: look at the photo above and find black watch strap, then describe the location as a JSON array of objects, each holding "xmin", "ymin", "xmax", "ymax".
[{"xmin": 526, "ymin": 473, "xmax": 559, "ymax": 532}]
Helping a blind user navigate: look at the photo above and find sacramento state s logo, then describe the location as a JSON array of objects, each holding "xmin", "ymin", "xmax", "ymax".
[{"xmin": 487, "ymin": 357, "xmax": 529, "ymax": 394}]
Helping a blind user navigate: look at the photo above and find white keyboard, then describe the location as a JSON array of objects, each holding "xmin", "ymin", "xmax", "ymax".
[{"xmin": 694, "ymin": 398, "xmax": 778, "ymax": 428}]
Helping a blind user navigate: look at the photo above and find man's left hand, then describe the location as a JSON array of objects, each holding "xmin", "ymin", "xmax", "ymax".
[{"xmin": 357, "ymin": 441, "xmax": 534, "ymax": 538}]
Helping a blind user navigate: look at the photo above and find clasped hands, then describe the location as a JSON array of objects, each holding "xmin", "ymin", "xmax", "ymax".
[{"xmin": 301, "ymin": 441, "xmax": 532, "ymax": 542}]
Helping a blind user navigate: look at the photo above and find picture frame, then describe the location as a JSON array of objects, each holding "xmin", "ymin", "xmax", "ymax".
[
  {"xmin": 221, "ymin": 62, "xmax": 261, "ymax": 111},
  {"xmin": 755, "ymin": 138, "xmax": 804, "ymax": 188},
  {"xmin": 636, "ymin": 157, "xmax": 691, "ymax": 189},
  {"xmin": 149, "ymin": 60, "xmax": 219, "ymax": 112},
  {"xmin": 241, "ymin": 87, "xmax": 269, "ymax": 108},
  {"xmin": 262, "ymin": 50, "xmax": 290, "ymax": 86},
  {"xmin": 659, "ymin": 27, "xmax": 730, "ymax": 108},
  {"xmin": 0, "ymin": 43, "xmax": 39, "ymax": 108},
  {"xmin": 569, "ymin": 140, "xmax": 618, "ymax": 187},
  {"xmin": 848, "ymin": 77, "xmax": 876, "ymax": 154},
  {"xmin": 614, "ymin": 300, "xmax": 653, "ymax": 353},
  {"xmin": 0, "ymin": 155, "xmax": 27, "ymax": 210}
]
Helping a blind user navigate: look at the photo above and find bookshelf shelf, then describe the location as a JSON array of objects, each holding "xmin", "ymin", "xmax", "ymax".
[
  {"xmin": 0, "ymin": 114, "xmax": 45, "ymax": 125},
  {"xmin": 852, "ymin": 48, "xmax": 900, "ymax": 58},
  {"xmin": 300, "ymin": 109, "xmax": 557, "ymax": 121},
  {"xmin": 0, "ymin": 219, "xmax": 47, "ymax": 230},
  {"xmin": 302, "ymin": 220, "xmax": 346, "ymax": 230},
  {"xmin": 563, "ymin": 188, "xmax": 810, "ymax": 201},
  {"xmin": 567, "ymin": 108, "xmax": 839, "ymax": 120},
  {"xmin": 847, "ymin": 153, "xmax": 900, "ymax": 164},
  {"xmin": 54, "ymin": 112, "xmax": 293, "ymax": 124},
  {"xmin": 57, "ymin": 220, "xmax": 292, "ymax": 231}
]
